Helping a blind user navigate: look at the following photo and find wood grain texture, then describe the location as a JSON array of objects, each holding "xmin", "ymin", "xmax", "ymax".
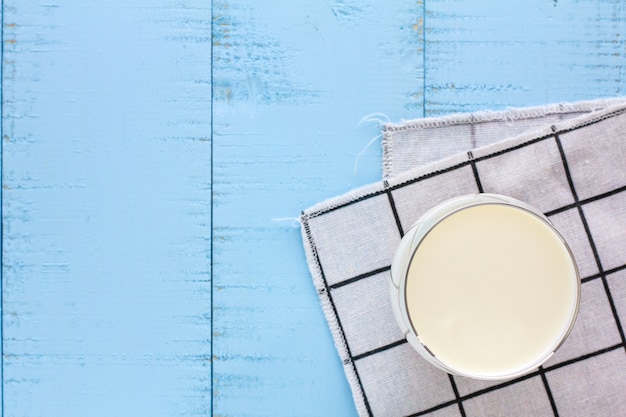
[
  {"xmin": 424, "ymin": 0, "xmax": 626, "ymax": 114},
  {"xmin": 3, "ymin": 2, "xmax": 212, "ymax": 416}
]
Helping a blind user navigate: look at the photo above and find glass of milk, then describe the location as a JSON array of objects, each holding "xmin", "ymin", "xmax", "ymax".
[{"xmin": 390, "ymin": 193, "xmax": 580, "ymax": 380}]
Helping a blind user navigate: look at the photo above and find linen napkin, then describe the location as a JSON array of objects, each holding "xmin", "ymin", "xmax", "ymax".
[{"xmin": 300, "ymin": 99, "xmax": 626, "ymax": 417}]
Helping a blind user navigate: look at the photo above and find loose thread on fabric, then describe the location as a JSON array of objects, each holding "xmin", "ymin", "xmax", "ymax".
[
  {"xmin": 353, "ymin": 112, "xmax": 389, "ymax": 177},
  {"xmin": 271, "ymin": 217, "xmax": 302, "ymax": 228},
  {"xmin": 353, "ymin": 134, "xmax": 382, "ymax": 176},
  {"xmin": 357, "ymin": 112, "xmax": 391, "ymax": 128}
]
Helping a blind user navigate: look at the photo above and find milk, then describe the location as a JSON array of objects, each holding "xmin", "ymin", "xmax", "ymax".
[{"xmin": 391, "ymin": 194, "xmax": 580, "ymax": 379}]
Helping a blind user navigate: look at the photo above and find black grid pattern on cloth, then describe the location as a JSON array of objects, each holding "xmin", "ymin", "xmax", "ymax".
[{"xmin": 301, "ymin": 107, "xmax": 626, "ymax": 417}]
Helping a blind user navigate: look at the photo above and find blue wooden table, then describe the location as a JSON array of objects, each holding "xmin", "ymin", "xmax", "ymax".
[{"xmin": 2, "ymin": 1, "xmax": 625, "ymax": 416}]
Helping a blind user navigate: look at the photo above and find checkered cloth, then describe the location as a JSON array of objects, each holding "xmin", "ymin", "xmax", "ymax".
[{"xmin": 300, "ymin": 99, "xmax": 626, "ymax": 417}]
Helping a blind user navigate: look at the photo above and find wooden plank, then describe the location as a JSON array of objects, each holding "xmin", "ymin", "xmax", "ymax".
[
  {"xmin": 211, "ymin": 1, "xmax": 424, "ymax": 416},
  {"xmin": 424, "ymin": 0, "xmax": 626, "ymax": 115},
  {"xmin": 2, "ymin": 2, "xmax": 212, "ymax": 416}
]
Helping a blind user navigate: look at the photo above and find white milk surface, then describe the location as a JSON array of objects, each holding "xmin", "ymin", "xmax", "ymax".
[{"xmin": 406, "ymin": 204, "xmax": 579, "ymax": 378}]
